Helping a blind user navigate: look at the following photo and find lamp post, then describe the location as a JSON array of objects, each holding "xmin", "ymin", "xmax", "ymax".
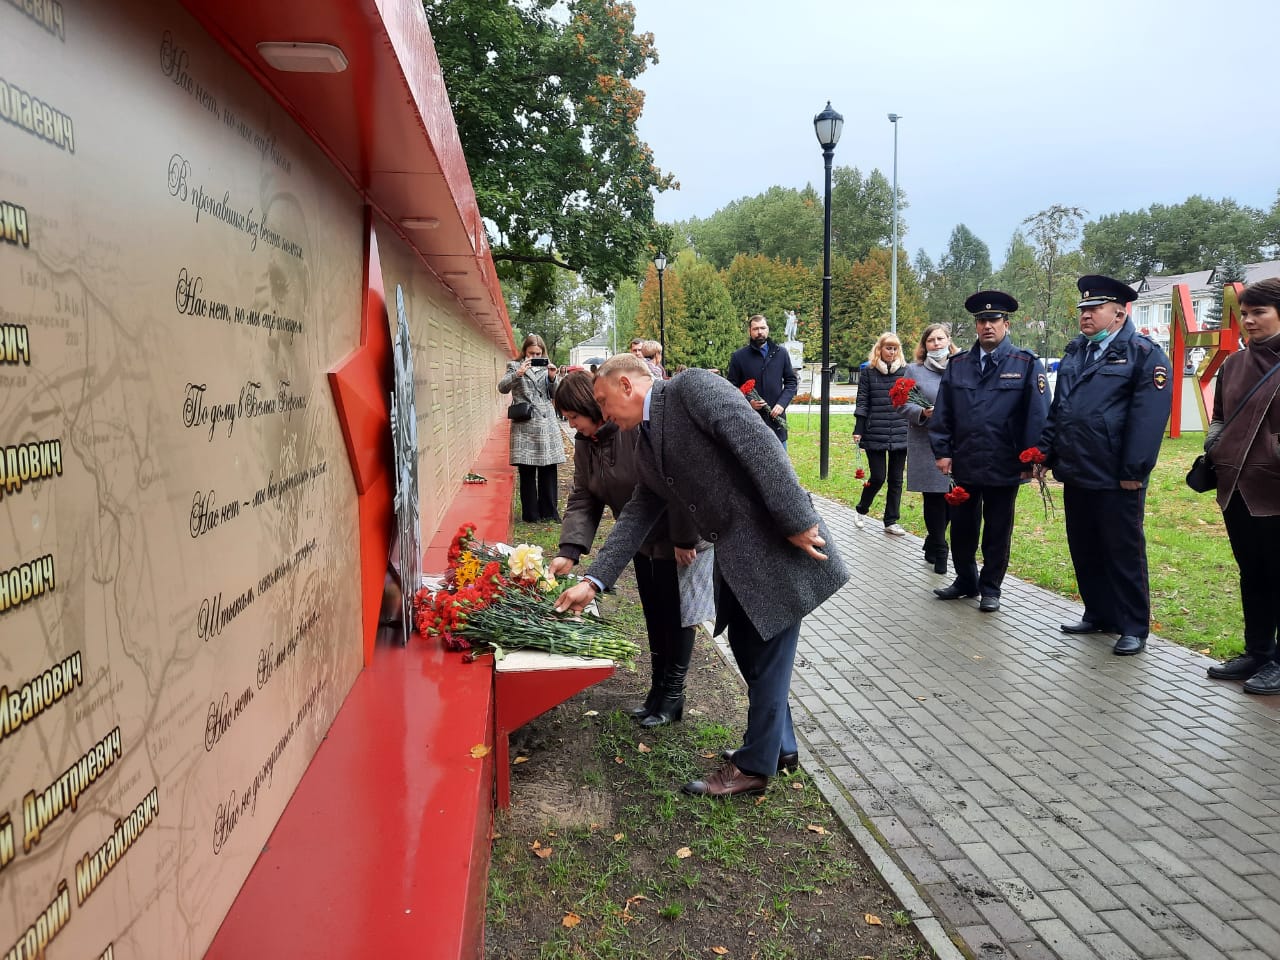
[
  {"xmin": 813, "ymin": 101, "xmax": 843, "ymax": 480},
  {"xmin": 654, "ymin": 252, "xmax": 667, "ymax": 365},
  {"xmin": 888, "ymin": 113, "xmax": 901, "ymax": 334}
]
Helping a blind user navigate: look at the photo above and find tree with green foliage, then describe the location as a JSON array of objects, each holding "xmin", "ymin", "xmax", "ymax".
[
  {"xmin": 723, "ymin": 255, "xmax": 819, "ymax": 342},
  {"xmin": 1082, "ymin": 194, "xmax": 1269, "ymax": 280},
  {"xmin": 828, "ymin": 248, "xmax": 925, "ymax": 376},
  {"xmin": 922, "ymin": 224, "xmax": 991, "ymax": 329},
  {"xmin": 504, "ymin": 270, "xmax": 607, "ymax": 363},
  {"xmin": 425, "ymin": 0, "xmax": 675, "ymax": 311},
  {"xmin": 830, "ymin": 167, "xmax": 903, "ymax": 262},
  {"xmin": 674, "ymin": 255, "xmax": 742, "ymax": 370},
  {"xmin": 611, "ymin": 278, "xmax": 640, "ymax": 354},
  {"xmin": 1022, "ymin": 205, "xmax": 1087, "ymax": 356},
  {"xmin": 1206, "ymin": 252, "xmax": 1249, "ymax": 327},
  {"xmin": 635, "ymin": 261, "xmax": 685, "ymax": 356},
  {"xmin": 990, "ymin": 230, "xmax": 1042, "ymax": 353}
]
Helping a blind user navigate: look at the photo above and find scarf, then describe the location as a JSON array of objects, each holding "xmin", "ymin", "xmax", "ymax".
[
  {"xmin": 873, "ymin": 356, "xmax": 906, "ymax": 374},
  {"xmin": 923, "ymin": 354, "xmax": 949, "ymax": 373}
]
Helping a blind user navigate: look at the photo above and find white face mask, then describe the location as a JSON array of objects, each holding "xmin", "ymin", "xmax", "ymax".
[{"xmin": 927, "ymin": 347, "xmax": 950, "ymax": 362}]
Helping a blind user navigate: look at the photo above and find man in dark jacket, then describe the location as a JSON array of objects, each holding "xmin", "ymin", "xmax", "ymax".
[
  {"xmin": 554, "ymin": 355, "xmax": 848, "ymax": 798},
  {"xmin": 930, "ymin": 291, "xmax": 1050, "ymax": 612},
  {"xmin": 1036, "ymin": 275, "xmax": 1173, "ymax": 656},
  {"xmin": 726, "ymin": 315, "xmax": 798, "ymax": 444}
]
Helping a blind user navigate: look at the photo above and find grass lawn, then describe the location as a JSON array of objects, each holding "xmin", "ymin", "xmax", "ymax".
[{"xmin": 787, "ymin": 420, "xmax": 1243, "ymax": 659}]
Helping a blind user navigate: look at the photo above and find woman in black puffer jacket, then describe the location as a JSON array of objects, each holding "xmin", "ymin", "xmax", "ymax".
[{"xmin": 852, "ymin": 331, "xmax": 909, "ymax": 535}]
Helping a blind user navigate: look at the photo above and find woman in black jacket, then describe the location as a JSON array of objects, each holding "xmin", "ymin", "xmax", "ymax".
[{"xmin": 852, "ymin": 332, "xmax": 909, "ymax": 534}]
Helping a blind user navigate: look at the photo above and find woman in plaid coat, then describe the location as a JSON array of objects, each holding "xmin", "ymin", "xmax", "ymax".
[{"xmin": 498, "ymin": 334, "xmax": 566, "ymax": 521}]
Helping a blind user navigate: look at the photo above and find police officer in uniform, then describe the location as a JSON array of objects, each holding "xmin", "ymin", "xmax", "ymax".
[
  {"xmin": 929, "ymin": 291, "xmax": 1050, "ymax": 612},
  {"xmin": 1036, "ymin": 276, "xmax": 1173, "ymax": 655}
]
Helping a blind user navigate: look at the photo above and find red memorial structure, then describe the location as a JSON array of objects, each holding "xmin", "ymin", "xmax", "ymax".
[
  {"xmin": 1167, "ymin": 281, "xmax": 1243, "ymax": 437},
  {"xmin": 0, "ymin": 2, "xmax": 581, "ymax": 958}
]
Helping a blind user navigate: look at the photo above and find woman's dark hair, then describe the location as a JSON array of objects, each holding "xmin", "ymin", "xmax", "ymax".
[
  {"xmin": 1240, "ymin": 278, "xmax": 1280, "ymax": 312},
  {"xmin": 519, "ymin": 333, "xmax": 547, "ymax": 358},
  {"xmin": 553, "ymin": 370, "xmax": 602, "ymax": 422}
]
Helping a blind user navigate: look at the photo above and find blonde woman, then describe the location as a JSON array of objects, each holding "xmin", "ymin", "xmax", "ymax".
[
  {"xmin": 903, "ymin": 324, "xmax": 960, "ymax": 572},
  {"xmin": 851, "ymin": 332, "xmax": 908, "ymax": 534}
]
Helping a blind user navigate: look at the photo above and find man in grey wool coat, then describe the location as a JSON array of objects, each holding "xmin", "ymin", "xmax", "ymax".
[{"xmin": 555, "ymin": 355, "xmax": 848, "ymax": 797}]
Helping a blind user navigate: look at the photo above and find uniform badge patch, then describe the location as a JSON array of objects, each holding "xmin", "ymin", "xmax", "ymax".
[
  {"xmin": 1036, "ymin": 373, "xmax": 1047, "ymax": 394},
  {"xmin": 1153, "ymin": 365, "xmax": 1168, "ymax": 389}
]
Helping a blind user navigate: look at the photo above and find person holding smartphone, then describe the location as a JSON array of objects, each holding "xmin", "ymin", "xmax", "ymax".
[{"xmin": 498, "ymin": 334, "xmax": 564, "ymax": 521}]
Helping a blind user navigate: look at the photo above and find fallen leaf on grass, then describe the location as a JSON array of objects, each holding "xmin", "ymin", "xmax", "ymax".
[
  {"xmin": 700, "ymin": 751, "xmax": 717, "ymax": 759},
  {"xmin": 470, "ymin": 744, "xmax": 491, "ymax": 758},
  {"xmin": 1199, "ymin": 648, "xmax": 1211, "ymax": 655},
  {"xmin": 864, "ymin": 913, "xmax": 883, "ymax": 926},
  {"xmin": 562, "ymin": 912, "xmax": 581, "ymax": 928},
  {"xmin": 791, "ymin": 781, "xmax": 804, "ymax": 791},
  {"xmin": 806, "ymin": 824, "xmax": 828, "ymax": 835},
  {"xmin": 613, "ymin": 833, "xmax": 625, "ymax": 841},
  {"xmin": 583, "ymin": 710, "xmax": 599, "ymax": 716},
  {"xmin": 513, "ymin": 756, "xmax": 529, "ymax": 764},
  {"xmin": 637, "ymin": 742, "xmax": 652, "ymax": 753},
  {"xmin": 1152, "ymin": 620, "xmax": 1164, "ymax": 631},
  {"xmin": 711, "ymin": 948, "xmax": 729, "ymax": 956},
  {"xmin": 675, "ymin": 847, "xmax": 692, "ymax": 859},
  {"xmin": 754, "ymin": 796, "xmax": 766, "ymax": 806},
  {"xmin": 625, "ymin": 894, "xmax": 649, "ymax": 905},
  {"xmin": 534, "ymin": 847, "xmax": 553, "ymax": 859},
  {"xmin": 614, "ymin": 756, "xmax": 625, "ymax": 764}
]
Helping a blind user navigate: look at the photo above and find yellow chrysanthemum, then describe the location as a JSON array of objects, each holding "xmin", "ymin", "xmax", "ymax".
[{"xmin": 507, "ymin": 543, "xmax": 546, "ymax": 582}]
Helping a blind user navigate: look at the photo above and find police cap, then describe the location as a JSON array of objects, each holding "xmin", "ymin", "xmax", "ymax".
[
  {"xmin": 964, "ymin": 290, "xmax": 1019, "ymax": 319},
  {"xmin": 1077, "ymin": 275, "xmax": 1137, "ymax": 308}
]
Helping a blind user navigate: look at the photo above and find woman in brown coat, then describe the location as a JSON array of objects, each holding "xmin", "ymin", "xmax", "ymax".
[
  {"xmin": 546, "ymin": 371, "xmax": 710, "ymax": 726},
  {"xmin": 1204, "ymin": 278, "xmax": 1280, "ymax": 694}
]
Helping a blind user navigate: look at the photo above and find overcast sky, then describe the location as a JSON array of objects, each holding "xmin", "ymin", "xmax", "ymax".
[{"xmin": 630, "ymin": 0, "xmax": 1279, "ymax": 267}]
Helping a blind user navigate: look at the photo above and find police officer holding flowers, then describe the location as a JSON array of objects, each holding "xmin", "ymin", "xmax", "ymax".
[
  {"xmin": 929, "ymin": 291, "xmax": 1050, "ymax": 612},
  {"xmin": 1034, "ymin": 275, "xmax": 1173, "ymax": 656}
]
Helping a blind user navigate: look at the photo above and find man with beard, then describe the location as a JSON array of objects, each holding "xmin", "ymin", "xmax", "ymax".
[{"xmin": 727, "ymin": 314, "xmax": 798, "ymax": 445}]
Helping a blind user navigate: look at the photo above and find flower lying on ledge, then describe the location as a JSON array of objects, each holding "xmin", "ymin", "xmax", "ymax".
[
  {"xmin": 414, "ymin": 522, "xmax": 638, "ymax": 664},
  {"xmin": 739, "ymin": 379, "xmax": 781, "ymax": 424},
  {"xmin": 1018, "ymin": 447, "xmax": 1056, "ymax": 517}
]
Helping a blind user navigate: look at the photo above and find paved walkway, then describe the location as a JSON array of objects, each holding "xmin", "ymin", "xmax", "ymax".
[{"xmin": 792, "ymin": 493, "xmax": 1280, "ymax": 960}]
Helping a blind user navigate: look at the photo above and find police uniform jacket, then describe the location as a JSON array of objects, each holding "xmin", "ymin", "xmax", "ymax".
[
  {"xmin": 1039, "ymin": 320, "xmax": 1172, "ymax": 490},
  {"xmin": 929, "ymin": 338, "xmax": 1049, "ymax": 487}
]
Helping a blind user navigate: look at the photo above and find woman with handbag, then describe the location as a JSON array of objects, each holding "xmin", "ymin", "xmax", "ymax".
[
  {"xmin": 852, "ymin": 332, "xmax": 909, "ymax": 535},
  {"xmin": 498, "ymin": 334, "xmax": 565, "ymax": 522},
  {"xmin": 546, "ymin": 372, "xmax": 713, "ymax": 726},
  {"xmin": 1204, "ymin": 278, "xmax": 1280, "ymax": 693},
  {"xmin": 902, "ymin": 324, "xmax": 960, "ymax": 573}
]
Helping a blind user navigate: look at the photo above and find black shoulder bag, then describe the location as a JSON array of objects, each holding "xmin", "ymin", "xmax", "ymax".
[{"xmin": 1186, "ymin": 362, "xmax": 1280, "ymax": 492}]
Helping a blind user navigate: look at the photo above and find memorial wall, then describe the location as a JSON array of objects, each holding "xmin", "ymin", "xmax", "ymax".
[{"xmin": 1, "ymin": 1, "xmax": 368, "ymax": 956}]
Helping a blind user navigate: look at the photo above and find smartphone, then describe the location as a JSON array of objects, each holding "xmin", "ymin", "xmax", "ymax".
[{"xmin": 530, "ymin": 357, "xmax": 550, "ymax": 366}]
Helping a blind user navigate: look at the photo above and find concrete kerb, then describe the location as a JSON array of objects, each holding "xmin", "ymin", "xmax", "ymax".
[{"xmin": 709, "ymin": 629, "xmax": 969, "ymax": 960}]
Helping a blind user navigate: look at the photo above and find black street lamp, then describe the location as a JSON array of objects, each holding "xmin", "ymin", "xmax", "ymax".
[
  {"xmin": 654, "ymin": 252, "xmax": 668, "ymax": 364},
  {"xmin": 813, "ymin": 101, "xmax": 843, "ymax": 480}
]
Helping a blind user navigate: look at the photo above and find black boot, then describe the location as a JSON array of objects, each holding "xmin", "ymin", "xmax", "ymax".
[
  {"xmin": 640, "ymin": 629, "xmax": 693, "ymax": 729},
  {"xmin": 933, "ymin": 540, "xmax": 948, "ymax": 575},
  {"xmin": 628, "ymin": 653, "xmax": 664, "ymax": 719}
]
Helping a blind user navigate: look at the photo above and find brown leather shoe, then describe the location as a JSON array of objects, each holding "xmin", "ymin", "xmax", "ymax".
[
  {"xmin": 721, "ymin": 748, "xmax": 799, "ymax": 774},
  {"xmin": 682, "ymin": 763, "xmax": 768, "ymax": 798}
]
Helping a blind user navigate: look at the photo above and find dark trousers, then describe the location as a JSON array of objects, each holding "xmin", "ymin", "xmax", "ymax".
[
  {"xmin": 718, "ymin": 581, "xmax": 799, "ymax": 779},
  {"xmin": 1063, "ymin": 484, "xmax": 1150, "ymax": 637},
  {"xmin": 517, "ymin": 464, "xmax": 559, "ymax": 522},
  {"xmin": 949, "ymin": 484, "xmax": 1018, "ymax": 598},
  {"xmin": 921, "ymin": 492, "xmax": 950, "ymax": 555},
  {"xmin": 1223, "ymin": 493, "xmax": 1280, "ymax": 657},
  {"xmin": 856, "ymin": 448, "xmax": 906, "ymax": 526},
  {"xmin": 632, "ymin": 554, "xmax": 696, "ymax": 669}
]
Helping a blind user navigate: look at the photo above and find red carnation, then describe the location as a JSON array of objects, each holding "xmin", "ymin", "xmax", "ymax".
[
  {"xmin": 740, "ymin": 379, "xmax": 756, "ymax": 395},
  {"xmin": 1018, "ymin": 447, "xmax": 1046, "ymax": 464},
  {"xmin": 944, "ymin": 483, "xmax": 970, "ymax": 505},
  {"xmin": 738, "ymin": 378, "xmax": 780, "ymax": 424},
  {"xmin": 855, "ymin": 468, "xmax": 866, "ymax": 479},
  {"xmin": 889, "ymin": 377, "xmax": 933, "ymax": 410}
]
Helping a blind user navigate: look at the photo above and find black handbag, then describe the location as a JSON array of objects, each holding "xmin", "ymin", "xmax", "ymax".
[
  {"xmin": 507, "ymin": 401, "xmax": 533, "ymax": 422},
  {"xmin": 1185, "ymin": 454, "xmax": 1216, "ymax": 492},
  {"xmin": 1186, "ymin": 362, "xmax": 1280, "ymax": 493}
]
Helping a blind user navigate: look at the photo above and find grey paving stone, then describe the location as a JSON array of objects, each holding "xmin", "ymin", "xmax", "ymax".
[
  {"xmin": 1029, "ymin": 919, "xmax": 1103, "ymax": 960},
  {"xmin": 1096, "ymin": 907, "xmax": 1182, "ymax": 956}
]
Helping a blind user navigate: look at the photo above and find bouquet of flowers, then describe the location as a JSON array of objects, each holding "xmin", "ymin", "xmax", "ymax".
[
  {"xmin": 888, "ymin": 377, "xmax": 933, "ymax": 410},
  {"xmin": 413, "ymin": 523, "xmax": 638, "ymax": 664},
  {"xmin": 943, "ymin": 478, "xmax": 970, "ymax": 506},
  {"xmin": 852, "ymin": 444, "xmax": 867, "ymax": 486},
  {"xmin": 1018, "ymin": 447, "xmax": 1056, "ymax": 517},
  {"xmin": 739, "ymin": 379, "xmax": 781, "ymax": 424}
]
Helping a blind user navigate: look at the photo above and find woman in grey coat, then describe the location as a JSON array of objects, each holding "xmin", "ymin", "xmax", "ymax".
[
  {"xmin": 498, "ymin": 334, "xmax": 566, "ymax": 522},
  {"xmin": 902, "ymin": 323, "xmax": 960, "ymax": 574},
  {"xmin": 546, "ymin": 372, "xmax": 712, "ymax": 727}
]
